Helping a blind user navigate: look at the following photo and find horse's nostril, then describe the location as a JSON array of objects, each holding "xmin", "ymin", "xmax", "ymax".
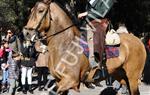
[
  {"xmin": 24, "ymin": 26, "xmax": 28, "ymax": 30},
  {"xmin": 26, "ymin": 32, "xmax": 29, "ymax": 36}
]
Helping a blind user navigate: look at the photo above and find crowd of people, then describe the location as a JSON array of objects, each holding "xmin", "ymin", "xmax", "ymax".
[{"xmin": 0, "ymin": 29, "xmax": 50, "ymax": 95}]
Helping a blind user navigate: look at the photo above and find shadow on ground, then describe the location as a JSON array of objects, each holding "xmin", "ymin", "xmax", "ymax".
[{"xmin": 99, "ymin": 87, "xmax": 117, "ymax": 95}]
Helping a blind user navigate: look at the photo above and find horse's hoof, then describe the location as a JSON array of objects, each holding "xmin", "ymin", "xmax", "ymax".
[
  {"xmin": 95, "ymin": 82, "xmax": 103, "ymax": 87},
  {"xmin": 85, "ymin": 83, "xmax": 95, "ymax": 89}
]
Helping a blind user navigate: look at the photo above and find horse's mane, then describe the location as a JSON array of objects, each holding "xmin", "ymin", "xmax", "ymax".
[{"xmin": 52, "ymin": 0, "xmax": 79, "ymax": 25}]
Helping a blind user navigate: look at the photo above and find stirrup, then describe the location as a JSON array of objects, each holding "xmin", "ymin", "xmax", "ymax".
[{"xmin": 93, "ymin": 67, "xmax": 107, "ymax": 80}]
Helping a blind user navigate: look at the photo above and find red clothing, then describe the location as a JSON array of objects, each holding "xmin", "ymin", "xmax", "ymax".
[
  {"xmin": 0, "ymin": 48, "xmax": 5, "ymax": 58},
  {"xmin": 147, "ymin": 39, "xmax": 150, "ymax": 52},
  {"xmin": 148, "ymin": 39, "xmax": 150, "ymax": 47}
]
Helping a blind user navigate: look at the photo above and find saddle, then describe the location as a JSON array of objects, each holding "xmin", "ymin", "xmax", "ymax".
[
  {"xmin": 105, "ymin": 29, "xmax": 120, "ymax": 46},
  {"xmin": 105, "ymin": 29, "xmax": 120, "ymax": 59}
]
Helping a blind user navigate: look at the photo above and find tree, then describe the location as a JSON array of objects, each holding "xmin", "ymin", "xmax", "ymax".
[
  {"xmin": 107, "ymin": 0, "xmax": 149, "ymax": 36},
  {"xmin": 0, "ymin": 0, "xmax": 39, "ymax": 33}
]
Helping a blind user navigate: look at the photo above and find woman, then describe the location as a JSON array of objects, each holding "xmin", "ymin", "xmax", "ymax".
[
  {"xmin": 35, "ymin": 40, "xmax": 49, "ymax": 91},
  {"xmin": 21, "ymin": 41, "xmax": 36, "ymax": 94}
]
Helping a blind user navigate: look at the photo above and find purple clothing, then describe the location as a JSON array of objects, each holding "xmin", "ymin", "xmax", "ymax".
[
  {"xmin": 8, "ymin": 59, "xmax": 19, "ymax": 79},
  {"xmin": 80, "ymin": 35, "xmax": 89, "ymax": 58},
  {"xmin": 105, "ymin": 46, "xmax": 119, "ymax": 59}
]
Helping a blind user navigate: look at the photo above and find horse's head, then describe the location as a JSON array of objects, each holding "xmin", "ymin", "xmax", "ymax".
[
  {"xmin": 23, "ymin": 0, "xmax": 78, "ymax": 42},
  {"xmin": 23, "ymin": 1, "xmax": 51, "ymax": 41}
]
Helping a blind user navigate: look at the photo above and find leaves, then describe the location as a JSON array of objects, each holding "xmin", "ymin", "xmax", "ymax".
[{"xmin": 0, "ymin": 0, "xmax": 38, "ymax": 32}]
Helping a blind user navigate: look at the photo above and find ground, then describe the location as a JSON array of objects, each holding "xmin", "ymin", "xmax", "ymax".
[{"xmin": 0, "ymin": 74, "xmax": 150, "ymax": 95}]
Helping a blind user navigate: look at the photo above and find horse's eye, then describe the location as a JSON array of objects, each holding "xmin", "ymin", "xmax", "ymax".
[{"xmin": 38, "ymin": 9, "xmax": 44, "ymax": 13}]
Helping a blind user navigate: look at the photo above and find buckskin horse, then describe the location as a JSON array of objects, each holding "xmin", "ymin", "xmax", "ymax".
[{"xmin": 23, "ymin": 1, "xmax": 146, "ymax": 95}]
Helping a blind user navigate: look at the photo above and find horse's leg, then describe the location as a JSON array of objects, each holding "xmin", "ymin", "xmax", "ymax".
[
  {"xmin": 57, "ymin": 77, "xmax": 79, "ymax": 94},
  {"xmin": 106, "ymin": 58, "xmax": 122, "ymax": 74},
  {"xmin": 128, "ymin": 79, "xmax": 140, "ymax": 95},
  {"xmin": 61, "ymin": 90, "xmax": 69, "ymax": 95}
]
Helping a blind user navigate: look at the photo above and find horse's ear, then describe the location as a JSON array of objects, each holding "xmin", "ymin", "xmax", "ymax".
[
  {"xmin": 31, "ymin": 8, "xmax": 34, "ymax": 12},
  {"xmin": 43, "ymin": 0, "xmax": 53, "ymax": 5}
]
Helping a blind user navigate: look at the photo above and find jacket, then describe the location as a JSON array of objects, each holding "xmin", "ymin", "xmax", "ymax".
[
  {"xmin": 35, "ymin": 40, "xmax": 49, "ymax": 67},
  {"xmin": 7, "ymin": 35, "xmax": 21, "ymax": 53}
]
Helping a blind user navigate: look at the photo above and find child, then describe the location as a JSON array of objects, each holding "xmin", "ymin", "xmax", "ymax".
[
  {"xmin": 4, "ymin": 42, "xmax": 19, "ymax": 95},
  {"xmin": 0, "ymin": 41, "xmax": 9, "ymax": 92},
  {"xmin": 7, "ymin": 51, "xmax": 20, "ymax": 95}
]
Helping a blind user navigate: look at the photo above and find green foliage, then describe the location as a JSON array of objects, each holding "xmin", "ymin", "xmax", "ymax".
[
  {"xmin": 0, "ymin": 0, "xmax": 38, "ymax": 32},
  {"xmin": 0, "ymin": 0, "xmax": 149, "ymax": 35}
]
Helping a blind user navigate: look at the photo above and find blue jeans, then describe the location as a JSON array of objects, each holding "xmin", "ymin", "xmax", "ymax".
[
  {"xmin": 2, "ymin": 69, "xmax": 9, "ymax": 84},
  {"xmin": 8, "ymin": 78, "xmax": 18, "ymax": 94}
]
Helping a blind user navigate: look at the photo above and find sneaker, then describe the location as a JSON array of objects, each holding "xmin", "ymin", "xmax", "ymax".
[
  {"xmin": 44, "ymin": 88, "xmax": 47, "ymax": 91},
  {"xmin": 38, "ymin": 87, "xmax": 43, "ymax": 91}
]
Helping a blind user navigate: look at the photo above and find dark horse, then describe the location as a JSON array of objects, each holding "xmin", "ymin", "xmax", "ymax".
[{"xmin": 23, "ymin": 1, "xmax": 146, "ymax": 95}]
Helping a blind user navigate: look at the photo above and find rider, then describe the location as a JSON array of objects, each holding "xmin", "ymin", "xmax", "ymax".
[{"xmin": 77, "ymin": 0, "xmax": 115, "ymax": 87}]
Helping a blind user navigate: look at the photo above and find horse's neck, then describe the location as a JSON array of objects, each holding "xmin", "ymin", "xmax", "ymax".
[
  {"xmin": 47, "ymin": 2, "xmax": 80, "ymax": 52},
  {"xmin": 48, "ymin": 26, "xmax": 79, "ymax": 52}
]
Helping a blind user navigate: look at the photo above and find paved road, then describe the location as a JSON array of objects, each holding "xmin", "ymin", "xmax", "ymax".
[{"xmin": 1, "ymin": 74, "xmax": 150, "ymax": 95}]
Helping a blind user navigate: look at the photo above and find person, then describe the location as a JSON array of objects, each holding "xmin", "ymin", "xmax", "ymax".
[
  {"xmin": 77, "ymin": 0, "xmax": 113, "ymax": 65},
  {"xmin": 77, "ymin": 0, "xmax": 115, "ymax": 87},
  {"xmin": 147, "ymin": 38, "xmax": 150, "ymax": 52},
  {"xmin": 35, "ymin": 40, "xmax": 49, "ymax": 91},
  {"xmin": 7, "ymin": 51, "xmax": 20, "ymax": 95},
  {"xmin": 0, "ymin": 41, "xmax": 8, "ymax": 92},
  {"xmin": 5, "ymin": 30, "xmax": 21, "ymax": 54},
  {"xmin": 20, "ymin": 40, "xmax": 37, "ymax": 94},
  {"xmin": 5, "ymin": 29, "xmax": 23, "ymax": 93}
]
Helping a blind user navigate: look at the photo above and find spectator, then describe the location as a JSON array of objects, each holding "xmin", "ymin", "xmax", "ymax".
[
  {"xmin": 1, "ymin": 41, "xmax": 12, "ymax": 92},
  {"xmin": 5, "ymin": 30, "xmax": 21, "ymax": 54},
  {"xmin": 21, "ymin": 40, "xmax": 36, "ymax": 94},
  {"xmin": 35, "ymin": 40, "xmax": 49, "ymax": 91},
  {"xmin": 5, "ymin": 29, "xmax": 22, "ymax": 92},
  {"xmin": 147, "ymin": 38, "xmax": 150, "ymax": 51},
  {"xmin": 0, "ymin": 42, "xmax": 7, "ymax": 92},
  {"xmin": 7, "ymin": 51, "xmax": 20, "ymax": 95}
]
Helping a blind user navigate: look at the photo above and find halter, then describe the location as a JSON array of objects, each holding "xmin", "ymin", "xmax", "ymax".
[
  {"xmin": 25, "ymin": 1, "xmax": 75, "ymax": 41},
  {"xmin": 35, "ymin": 2, "xmax": 50, "ymax": 31}
]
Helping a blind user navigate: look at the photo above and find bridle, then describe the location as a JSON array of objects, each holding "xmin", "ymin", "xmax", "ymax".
[{"xmin": 24, "ymin": 1, "xmax": 75, "ymax": 41}]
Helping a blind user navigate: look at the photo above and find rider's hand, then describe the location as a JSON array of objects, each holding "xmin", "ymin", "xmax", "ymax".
[{"xmin": 78, "ymin": 12, "xmax": 88, "ymax": 19}]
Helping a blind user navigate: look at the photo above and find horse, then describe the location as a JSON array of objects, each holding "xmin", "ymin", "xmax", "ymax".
[
  {"xmin": 23, "ymin": 1, "xmax": 146, "ymax": 95},
  {"xmin": 23, "ymin": 1, "xmax": 91, "ymax": 94}
]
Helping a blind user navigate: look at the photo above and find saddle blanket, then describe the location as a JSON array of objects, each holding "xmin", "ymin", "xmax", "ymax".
[
  {"xmin": 105, "ymin": 45, "xmax": 119, "ymax": 59},
  {"xmin": 80, "ymin": 35, "xmax": 89, "ymax": 58}
]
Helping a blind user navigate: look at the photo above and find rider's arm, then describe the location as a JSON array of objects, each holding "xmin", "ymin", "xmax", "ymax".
[{"xmin": 78, "ymin": 12, "xmax": 88, "ymax": 19}]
